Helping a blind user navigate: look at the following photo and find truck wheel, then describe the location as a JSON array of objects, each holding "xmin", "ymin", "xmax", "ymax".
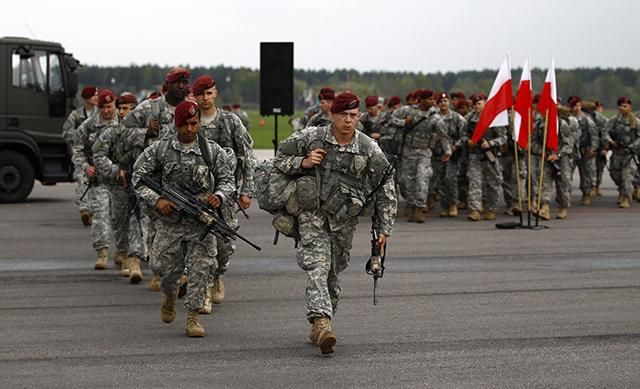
[{"xmin": 0, "ymin": 151, "xmax": 35, "ymax": 203}]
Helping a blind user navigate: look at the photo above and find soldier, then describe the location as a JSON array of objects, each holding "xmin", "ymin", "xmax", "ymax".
[
  {"xmin": 602, "ymin": 97, "xmax": 640, "ymax": 208},
  {"xmin": 63, "ymin": 85, "xmax": 99, "ymax": 226},
  {"xmin": 72, "ymin": 90, "xmax": 120, "ymax": 269},
  {"xmin": 395, "ymin": 89, "xmax": 451, "ymax": 222},
  {"xmin": 500, "ymin": 110, "xmax": 527, "ymax": 216},
  {"xmin": 360, "ymin": 95, "xmax": 382, "ymax": 139},
  {"xmin": 306, "ymin": 88, "xmax": 334, "ymax": 128},
  {"xmin": 122, "ymin": 67, "xmax": 190, "ymax": 290},
  {"xmin": 584, "ymin": 100, "xmax": 609, "ymax": 197},
  {"xmin": 465, "ymin": 93, "xmax": 507, "ymax": 221},
  {"xmin": 435, "ymin": 93, "xmax": 467, "ymax": 217},
  {"xmin": 92, "ymin": 92, "xmax": 145, "ymax": 283},
  {"xmin": 274, "ymin": 92, "xmax": 396, "ymax": 354},
  {"xmin": 377, "ymin": 95, "xmax": 402, "ymax": 161},
  {"xmin": 568, "ymin": 96, "xmax": 598, "ymax": 206},
  {"xmin": 191, "ymin": 75, "xmax": 257, "ymax": 313},
  {"xmin": 132, "ymin": 101, "xmax": 235, "ymax": 337},
  {"xmin": 232, "ymin": 103, "xmax": 251, "ymax": 131},
  {"xmin": 299, "ymin": 87, "xmax": 334, "ymax": 129},
  {"xmin": 454, "ymin": 99, "xmax": 471, "ymax": 209}
]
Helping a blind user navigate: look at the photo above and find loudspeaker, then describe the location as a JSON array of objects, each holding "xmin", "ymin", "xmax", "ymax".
[{"xmin": 260, "ymin": 42, "xmax": 294, "ymax": 116}]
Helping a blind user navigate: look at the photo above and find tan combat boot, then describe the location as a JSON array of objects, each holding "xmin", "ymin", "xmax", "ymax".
[
  {"xmin": 314, "ymin": 317, "xmax": 337, "ymax": 354},
  {"xmin": 80, "ymin": 210, "xmax": 92, "ymax": 227},
  {"xmin": 128, "ymin": 255, "xmax": 143, "ymax": 284},
  {"xmin": 116, "ymin": 251, "xmax": 129, "ymax": 277},
  {"xmin": 407, "ymin": 207, "xmax": 416, "ymax": 222},
  {"xmin": 590, "ymin": 186, "xmax": 597, "ymax": 197},
  {"xmin": 483, "ymin": 211, "xmax": 496, "ymax": 221},
  {"xmin": 439, "ymin": 208, "xmax": 449, "ymax": 217},
  {"xmin": 309, "ymin": 322, "xmax": 320, "ymax": 344},
  {"xmin": 149, "ymin": 273, "xmax": 161, "ymax": 291},
  {"xmin": 161, "ymin": 290, "xmax": 177, "ymax": 323},
  {"xmin": 557, "ymin": 208, "xmax": 568, "ymax": 219},
  {"xmin": 596, "ymin": 186, "xmax": 603, "ymax": 197},
  {"xmin": 211, "ymin": 276, "xmax": 225, "ymax": 304},
  {"xmin": 580, "ymin": 193, "xmax": 591, "ymax": 206},
  {"xmin": 114, "ymin": 250, "xmax": 126, "ymax": 266},
  {"xmin": 457, "ymin": 201, "xmax": 467, "ymax": 210},
  {"xmin": 448, "ymin": 205, "xmax": 458, "ymax": 217},
  {"xmin": 199, "ymin": 287, "xmax": 213, "ymax": 315},
  {"xmin": 414, "ymin": 208, "xmax": 426, "ymax": 223},
  {"xmin": 94, "ymin": 248, "xmax": 108, "ymax": 270},
  {"xmin": 539, "ymin": 204, "xmax": 551, "ymax": 220},
  {"xmin": 619, "ymin": 196, "xmax": 631, "ymax": 208},
  {"xmin": 633, "ymin": 187, "xmax": 640, "ymax": 202},
  {"xmin": 467, "ymin": 210, "xmax": 481, "ymax": 221},
  {"xmin": 186, "ymin": 311, "xmax": 205, "ymax": 337}
]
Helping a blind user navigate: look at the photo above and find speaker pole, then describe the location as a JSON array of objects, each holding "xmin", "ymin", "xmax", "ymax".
[{"xmin": 272, "ymin": 108, "xmax": 281, "ymax": 156}]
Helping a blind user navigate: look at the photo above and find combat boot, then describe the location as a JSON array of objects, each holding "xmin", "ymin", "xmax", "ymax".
[
  {"xmin": 80, "ymin": 210, "xmax": 92, "ymax": 227},
  {"xmin": 186, "ymin": 311, "xmax": 205, "ymax": 337},
  {"xmin": 590, "ymin": 186, "xmax": 597, "ymax": 197},
  {"xmin": 414, "ymin": 208, "xmax": 426, "ymax": 223},
  {"xmin": 539, "ymin": 204, "xmax": 551, "ymax": 220},
  {"xmin": 596, "ymin": 186, "xmax": 603, "ymax": 197},
  {"xmin": 178, "ymin": 275, "xmax": 188, "ymax": 298},
  {"xmin": 448, "ymin": 205, "xmax": 458, "ymax": 217},
  {"xmin": 407, "ymin": 207, "xmax": 416, "ymax": 222},
  {"xmin": 633, "ymin": 187, "xmax": 640, "ymax": 202},
  {"xmin": 483, "ymin": 211, "xmax": 496, "ymax": 221},
  {"xmin": 161, "ymin": 290, "xmax": 177, "ymax": 323},
  {"xmin": 114, "ymin": 250, "xmax": 126, "ymax": 266},
  {"xmin": 467, "ymin": 210, "xmax": 481, "ymax": 221},
  {"xmin": 149, "ymin": 273, "xmax": 161, "ymax": 291},
  {"xmin": 557, "ymin": 208, "xmax": 568, "ymax": 219},
  {"xmin": 199, "ymin": 287, "xmax": 213, "ymax": 314},
  {"xmin": 128, "ymin": 255, "xmax": 143, "ymax": 284},
  {"xmin": 309, "ymin": 322, "xmax": 320, "ymax": 344},
  {"xmin": 617, "ymin": 192, "xmax": 623, "ymax": 205},
  {"xmin": 580, "ymin": 193, "xmax": 591, "ymax": 206},
  {"xmin": 116, "ymin": 251, "xmax": 129, "ymax": 277},
  {"xmin": 313, "ymin": 317, "xmax": 336, "ymax": 354},
  {"xmin": 94, "ymin": 248, "xmax": 108, "ymax": 270},
  {"xmin": 211, "ymin": 275, "xmax": 225, "ymax": 304},
  {"xmin": 619, "ymin": 196, "xmax": 631, "ymax": 208}
]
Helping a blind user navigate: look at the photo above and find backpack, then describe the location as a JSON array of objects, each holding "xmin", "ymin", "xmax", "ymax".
[{"xmin": 254, "ymin": 159, "xmax": 296, "ymax": 214}]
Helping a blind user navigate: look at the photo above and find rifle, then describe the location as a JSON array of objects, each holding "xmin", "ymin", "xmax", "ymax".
[
  {"xmin": 365, "ymin": 214, "xmax": 385, "ymax": 305},
  {"xmin": 138, "ymin": 175, "xmax": 261, "ymax": 251},
  {"xmin": 80, "ymin": 175, "xmax": 96, "ymax": 201}
]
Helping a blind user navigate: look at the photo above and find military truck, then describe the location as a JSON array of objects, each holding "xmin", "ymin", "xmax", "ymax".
[{"xmin": 0, "ymin": 36, "xmax": 80, "ymax": 202}]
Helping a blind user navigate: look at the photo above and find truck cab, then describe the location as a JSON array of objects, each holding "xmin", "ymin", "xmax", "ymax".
[{"xmin": 0, "ymin": 36, "xmax": 80, "ymax": 202}]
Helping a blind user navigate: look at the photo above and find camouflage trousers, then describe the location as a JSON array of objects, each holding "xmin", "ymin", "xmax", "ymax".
[
  {"xmin": 530, "ymin": 155, "xmax": 573, "ymax": 208},
  {"xmin": 150, "ymin": 218, "xmax": 217, "ymax": 311},
  {"xmin": 127, "ymin": 202, "xmax": 151, "ymax": 259},
  {"xmin": 74, "ymin": 168, "xmax": 94, "ymax": 213},
  {"xmin": 205, "ymin": 205, "xmax": 237, "ymax": 287},
  {"xmin": 398, "ymin": 146, "xmax": 432, "ymax": 208},
  {"xmin": 439, "ymin": 157, "xmax": 461, "ymax": 209},
  {"xmin": 595, "ymin": 153, "xmax": 608, "ymax": 188},
  {"xmin": 107, "ymin": 185, "xmax": 130, "ymax": 252},
  {"xmin": 609, "ymin": 152, "xmax": 638, "ymax": 197},
  {"xmin": 575, "ymin": 150, "xmax": 596, "ymax": 195},
  {"xmin": 458, "ymin": 154, "xmax": 469, "ymax": 204},
  {"xmin": 429, "ymin": 156, "xmax": 444, "ymax": 200},
  {"xmin": 89, "ymin": 185, "xmax": 113, "ymax": 250},
  {"xmin": 297, "ymin": 210, "xmax": 355, "ymax": 322},
  {"xmin": 467, "ymin": 153, "xmax": 503, "ymax": 212},
  {"xmin": 501, "ymin": 153, "xmax": 527, "ymax": 208}
]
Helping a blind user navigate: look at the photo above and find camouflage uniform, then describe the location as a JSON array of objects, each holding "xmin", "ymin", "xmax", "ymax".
[
  {"xmin": 274, "ymin": 126, "xmax": 396, "ymax": 322},
  {"xmin": 63, "ymin": 106, "xmax": 97, "ymax": 214},
  {"xmin": 396, "ymin": 107, "xmax": 450, "ymax": 210},
  {"xmin": 200, "ymin": 108, "xmax": 257, "ymax": 278},
  {"xmin": 500, "ymin": 126, "xmax": 527, "ymax": 211},
  {"xmin": 438, "ymin": 110, "xmax": 467, "ymax": 209},
  {"xmin": 234, "ymin": 109, "xmax": 251, "ymax": 131},
  {"xmin": 72, "ymin": 114, "xmax": 119, "ymax": 251},
  {"xmin": 132, "ymin": 134, "xmax": 235, "ymax": 311},
  {"xmin": 298, "ymin": 103, "xmax": 320, "ymax": 130},
  {"xmin": 359, "ymin": 112, "xmax": 382, "ymax": 138},
  {"xmin": 465, "ymin": 111, "xmax": 507, "ymax": 214},
  {"xmin": 573, "ymin": 111, "xmax": 598, "ymax": 198},
  {"xmin": 589, "ymin": 110, "xmax": 609, "ymax": 191},
  {"xmin": 306, "ymin": 110, "xmax": 332, "ymax": 128},
  {"xmin": 603, "ymin": 114, "xmax": 640, "ymax": 199}
]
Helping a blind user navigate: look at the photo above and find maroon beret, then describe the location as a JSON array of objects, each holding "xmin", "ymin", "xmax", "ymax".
[
  {"xmin": 116, "ymin": 92, "xmax": 138, "ymax": 106},
  {"xmin": 147, "ymin": 90, "xmax": 162, "ymax": 100},
  {"xmin": 81, "ymin": 86, "xmax": 98, "ymax": 99},
  {"xmin": 388, "ymin": 96, "xmax": 401, "ymax": 107},
  {"xmin": 436, "ymin": 92, "xmax": 449, "ymax": 103},
  {"xmin": 319, "ymin": 87, "xmax": 335, "ymax": 100},
  {"xmin": 471, "ymin": 93, "xmax": 487, "ymax": 103},
  {"xmin": 97, "ymin": 89, "xmax": 116, "ymax": 107},
  {"xmin": 617, "ymin": 96, "xmax": 632, "ymax": 106},
  {"xmin": 416, "ymin": 89, "xmax": 434, "ymax": 100},
  {"xmin": 222, "ymin": 105, "xmax": 231, "ymax": 111},
  {"xmin": 192, "ymin": 75, "xmax": 216, "ymax": 96},
  {"xmin": 330, "ymin": 92, "xmax": 360, "ymax": 113},
  {"xmin": 455, "ymin": 100, "xmax": 469, "ymax": 109},
  {"xmin": 232, "ymin": 103, "xmax": 241, "ymax": 109},
  {"xmin": 165, "ymin": 67, "xmax": 191, "ymax": 83},
  {"xmin": 568, "ymin": 95, "xmax": 582, "ymax": 108},
  {"xmin": 450, "ymin": 92, "xmax": 466, "ymax": 100},
  {"xmin": 532, "ymin": 94, "xmax": 541, "ymax": 104},
  {"xmin": 174, "ymin": 101, "xmax": 199, "ymax": 128},
  {"xmin": 365, "ymin": 96, "xmax": 378, "ymax": 108}
]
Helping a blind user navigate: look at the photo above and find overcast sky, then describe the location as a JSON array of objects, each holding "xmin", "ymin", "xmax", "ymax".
[{"xmin": 2, "ymin": 0, "xmax": 639, "ymax": 73}]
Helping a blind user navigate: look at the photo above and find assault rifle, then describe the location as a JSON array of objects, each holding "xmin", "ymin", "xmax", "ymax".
[
  {"xmin": 80, "ymin": 175, "xmax": 96, "ymax": 201},
  {"xmin": 365, "ymin": 216, "xmax": 385, "ymax": 305},
  {"xmin": 138, "ymin": 175, "xmax": 261, "ymax": 251}
]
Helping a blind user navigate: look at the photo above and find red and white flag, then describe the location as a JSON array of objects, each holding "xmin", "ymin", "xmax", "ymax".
[
  {"xmin": 471, "ymin": 56, "xmax": 513, "ymax": 144},
  {"xmin": 513, "ymin": 58, "xmax": 532, "ymax": 149},
  {"xmin": 537, "ymin": 59, "xmax": 558, "ymax": 152}
]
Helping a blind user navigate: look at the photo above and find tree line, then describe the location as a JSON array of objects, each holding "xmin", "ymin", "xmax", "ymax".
[{"xmin": 78, "ymin": 64, "xmax": 640, "ymax": 111}]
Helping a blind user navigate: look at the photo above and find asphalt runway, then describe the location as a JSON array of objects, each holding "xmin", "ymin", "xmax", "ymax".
[{"xmin": 1, "ymin": 175, "xmax": 639, "ymax": 388}]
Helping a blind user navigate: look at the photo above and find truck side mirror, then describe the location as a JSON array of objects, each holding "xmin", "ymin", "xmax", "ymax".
[{"xmin": 63, "ymin": 53, "xmax": 80, "ymax": 97}]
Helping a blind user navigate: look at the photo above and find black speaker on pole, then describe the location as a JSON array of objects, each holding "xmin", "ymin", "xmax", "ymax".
[{"xmin": 260, "ymin": 42, "xmax": 294, "ymax": 116}]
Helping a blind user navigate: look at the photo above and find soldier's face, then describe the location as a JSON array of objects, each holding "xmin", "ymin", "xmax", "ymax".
[
  {"xmin": 618, "ymin": 103, "xmax": 632, "ymax": 115},
  {"xmin": 333, "ymin": 108, "xmax": 360, "ymax": 135},
  {"xmin": 572, "ymin": 102, "xmax": 582, "ymax": 114},
  {"xmin": 177, "ymin": 115, "xmax": 200, "ymax": 144},
  {"xmin": 100, "ymin": 102, "xmax": 116, "ymax": 121},
  {"xmin": 438, "ymin": 98, "xmax": 450, "ymax": 112},
  {"xmin": 367, "ymin": 106, "xmax": 379, "ymax": 116},
  {"xmin": 319, "ymin": 99, "xmax": 333, "ymax": 113},
  {"xmin": 117, "ymin": 103, "xmax": 135, "ymax": 120},
  {"xmin": 195, "ymin": 87, "xmax": 218, "ymax": 110},
  {"xmin": 167, "ymin": 78, "xmax": 189, "ymax": 100},
  {"xmin": 86, "ymin": 94, "xmax": 99, "ymax": 106},
  {"xmin": 474, "ymin": 100, "xmax": 485, "ymax": 113}
]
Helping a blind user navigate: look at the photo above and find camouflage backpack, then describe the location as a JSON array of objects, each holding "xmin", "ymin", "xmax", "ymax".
[{"xmin": 254, "ymin": 159, "xmax": 296, "ymax": 214}]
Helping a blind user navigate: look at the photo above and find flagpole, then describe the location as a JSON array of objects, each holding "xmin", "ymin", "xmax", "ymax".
[
  {"xmin": 527, "ymin": 107, "xmax": 532, "ymax": 227},
  {"xmin": 511, "ymin": 111, "xmax": 523, "ymax": 226},
  {"xmin": 536, "ymin": 110, "xmax": 550, "ymax": 227}
]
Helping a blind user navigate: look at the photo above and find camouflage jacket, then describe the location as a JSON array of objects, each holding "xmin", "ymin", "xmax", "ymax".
[
  {"xmin": 465, "ymin": 111, "xmax": 507, "ymax": 155},
  {"xmin": 306, "ymin": 110, "xmax": 332, "ymax": 128},
  {"xmin": 603, "ymin": 114, "xmax": 640, "ymax": 154},
  {"xmin": 359, "ymin": 112, "xmax": 383, "ymax": 138},
  {"xmin": 401, "ymin": 106, "xmax": 451, "ymax": 153},
  {"xmin": 200, "ymin": 108, "xmax": 257, "ymax": 197},
  {"xmin": 234, "ymin": 109, "xmax": 251, "ymax": 130},
  {"xmin": 132, "ymin": 135, "xmax": 236, "ymax": 218},
  {"xmin": 121, "ymin": 96, "xmax": 177, "ymax": 149},
  {"xmin": 92, "ymin": 123, "xmax": 132, "ymax": 185},
  {"xmin": 298, "ymin": 103, "xmax": 320, "ymax": 129},
  {"xmin": 72, "ymin": 114, "xmax": 119, "ymax": 172},
  {"xmin": 530, "ymin": 112, "xmax": 579, "ymax": 158},
  {"xmin": 574, "ymin": 111, "xmax": 598, "ymax": 150},
  {"xmin": 274, "ymin": 125, "xmax": 397, "ymax": 235},
  {"xmin": 62, "ymin": 106, "xmax": 97, "ymax": 144},
  {"xmin": 588, "ymin": 110, "xmax": 609, "ymax": 149},
  {"xmin": 440, "ymin": 110, "xmax": 467, "ymax": 154}
]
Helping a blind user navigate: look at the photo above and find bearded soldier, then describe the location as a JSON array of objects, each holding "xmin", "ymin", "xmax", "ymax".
[{"xmin": 274, "ymin": 92, "xmax": 396, "ymax": 354}]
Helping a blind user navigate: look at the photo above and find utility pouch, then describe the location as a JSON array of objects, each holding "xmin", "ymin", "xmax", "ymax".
[{"xmin": 294, "ymin": 175, "xmax": 318, "ymax": 211}]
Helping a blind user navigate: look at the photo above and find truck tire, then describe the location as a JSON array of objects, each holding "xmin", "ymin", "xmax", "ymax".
[{"xmin": 0, "ymin": 151, "xmax": 35, "ymax": 203}]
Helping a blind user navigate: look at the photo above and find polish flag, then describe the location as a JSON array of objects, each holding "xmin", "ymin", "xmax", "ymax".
[
  {"xmin": 471, "ymin": 56, "xmax": 513, "ymax": 144},
  {"xmin": 513, "ymin": 59, "xmax": 532, "ymax": 149},
  {"xmin": 537, "ymin": 59, "xmax": 558, "ymax": 152}
]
